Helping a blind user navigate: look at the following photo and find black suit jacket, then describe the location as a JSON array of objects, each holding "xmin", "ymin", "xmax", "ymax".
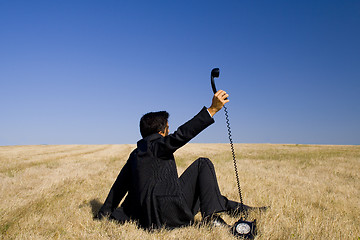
[{"xmin": 98, "ymin": 107, "xmax": 214, "ymax": 228}]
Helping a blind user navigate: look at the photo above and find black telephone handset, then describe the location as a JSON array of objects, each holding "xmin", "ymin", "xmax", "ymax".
[{"xmin": 211, "ymin": 68, "xmax": 220, "ymax": 94}]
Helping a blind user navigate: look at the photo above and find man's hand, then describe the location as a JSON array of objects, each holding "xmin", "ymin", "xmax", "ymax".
[{"xmin": 207, "ymin": 90, "xmax": 229, "ymax": 117}]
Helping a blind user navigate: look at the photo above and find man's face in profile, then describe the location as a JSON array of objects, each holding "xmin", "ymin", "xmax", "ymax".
[
  {"xmin": 159, "ymin": 122, "xmax": 169, "ymax": 137},
  {"xmin": 163, "ymin": 122, "xmax": 169, "ymax": 136}
]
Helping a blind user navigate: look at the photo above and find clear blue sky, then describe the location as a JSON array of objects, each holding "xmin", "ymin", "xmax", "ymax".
[{"xmin": 1, "ymin": 0, "xmax": 359, "ymax": 145}]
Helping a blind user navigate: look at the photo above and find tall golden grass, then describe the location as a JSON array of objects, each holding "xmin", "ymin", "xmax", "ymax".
[{"xmin": 0, "ymin": 144, "xmax": 359, "ymax": 239}]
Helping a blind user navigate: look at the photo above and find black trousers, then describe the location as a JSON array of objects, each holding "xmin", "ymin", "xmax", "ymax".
[
  {"xmin": 179, "ymin": 158, "xmax": 239, "ymax": 218},
  {"xmin": 109, "ymin": 158, "xmax": 240, "ymax": 224}
]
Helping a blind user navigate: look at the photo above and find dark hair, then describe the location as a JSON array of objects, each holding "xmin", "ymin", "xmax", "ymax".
[{"xmin": 140, "ymin": 111, "xmax": 169, "ymax": 138}]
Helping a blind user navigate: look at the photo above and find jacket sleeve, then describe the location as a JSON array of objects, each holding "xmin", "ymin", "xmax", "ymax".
[
  {"xmin": 97, "ymin": 160, "xmax": 130, "ymax": 218},
  {"xmin": 155, "ymin": 106, "xmax": 214, "ymax": 158}
]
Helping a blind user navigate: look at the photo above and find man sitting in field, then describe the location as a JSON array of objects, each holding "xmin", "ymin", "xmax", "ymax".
[{"xmin": 96, "ymin": 90, "xmax": 252, "ymax": 229}]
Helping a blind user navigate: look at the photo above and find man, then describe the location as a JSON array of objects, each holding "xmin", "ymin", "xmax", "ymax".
[{"xmin": 96, "ymin": 90, "xmax": 248, "ymax": 229}]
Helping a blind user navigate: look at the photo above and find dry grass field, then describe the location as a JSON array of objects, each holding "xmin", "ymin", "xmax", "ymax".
[{"xmin": 0, "ymin": 144, "xmax": 359, "ymax": 239}]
